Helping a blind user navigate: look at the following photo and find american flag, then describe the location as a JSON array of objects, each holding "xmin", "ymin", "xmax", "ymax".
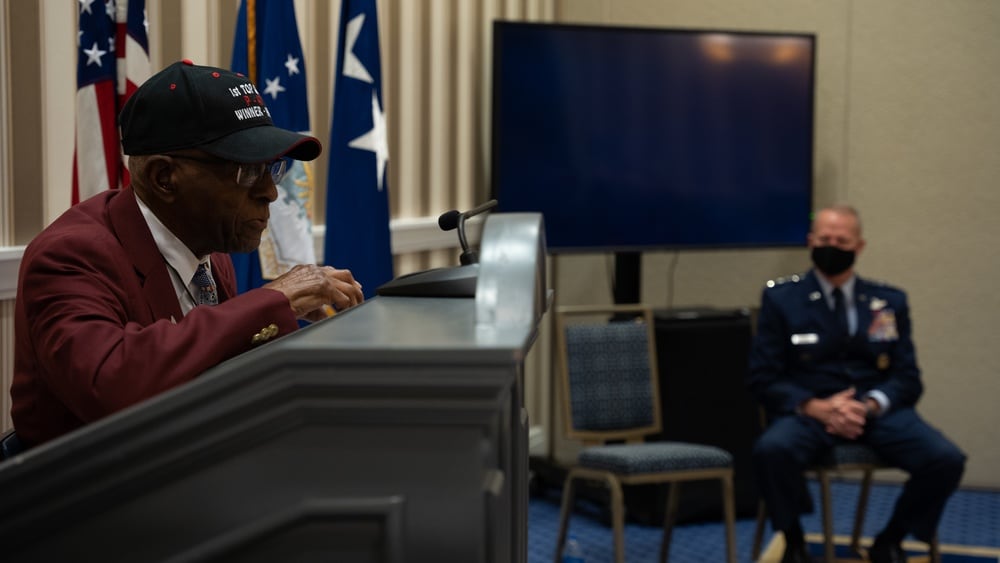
[
  {"xmin": 73, "ymin": 0, "xmax": 150, "ymax": 205},
  {"xmin": 230, "ymin": 0, "xmax": 316, "ymax": 292},
  {"xmin": 324, "ymin": 0, "xmax": 394, "ymax": 297}
]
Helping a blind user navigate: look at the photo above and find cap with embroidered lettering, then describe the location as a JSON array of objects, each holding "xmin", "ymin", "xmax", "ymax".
[{"xmin": 119, "ymin": 59, "xmax": 321, "ymax": 163}]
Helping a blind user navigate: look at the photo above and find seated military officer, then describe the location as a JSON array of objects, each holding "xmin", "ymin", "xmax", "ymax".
[{"xmin": 748, "ymin": 204, "xmax": 965, "ymax": 563}]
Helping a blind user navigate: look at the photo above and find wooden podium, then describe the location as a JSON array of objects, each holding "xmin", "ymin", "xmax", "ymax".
[{"xmin": 0, "ymin": 214, "xmax": 547, "ymax": 563}]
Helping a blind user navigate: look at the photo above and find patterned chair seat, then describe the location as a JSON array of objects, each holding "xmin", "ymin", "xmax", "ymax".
[{"xmin": 579, "ymin": 442, "xmax": 733, "ymax": 475}]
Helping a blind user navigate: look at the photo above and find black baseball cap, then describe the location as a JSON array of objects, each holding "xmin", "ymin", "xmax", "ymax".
[{"xmin": 119, "ymin": 59, "xmax": 321, "ymax": 163}]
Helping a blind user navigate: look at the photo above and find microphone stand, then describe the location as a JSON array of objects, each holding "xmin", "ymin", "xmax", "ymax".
[{"xmin": 446, "ymin": 199, "xmax": 498, "ymax": 266}]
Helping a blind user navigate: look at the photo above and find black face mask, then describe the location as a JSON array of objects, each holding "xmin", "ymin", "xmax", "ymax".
[{"xmin": 811, "ymin": 246, "xmax": 855, "ymax": 276}]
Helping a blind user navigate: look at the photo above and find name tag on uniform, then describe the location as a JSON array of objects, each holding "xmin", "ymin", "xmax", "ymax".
[{"xmin": 791, "ymin": 333, "xmax": 819, "ymax": 345}]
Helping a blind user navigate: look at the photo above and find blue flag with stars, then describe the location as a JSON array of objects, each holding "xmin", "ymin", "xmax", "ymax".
[
  {"xmin": 230, "ymin": 0, "xmax": 317, "ymax": 293},
  {"xmin": 324, "ymin": 0, "xmax": 394, "ymax": 297}
]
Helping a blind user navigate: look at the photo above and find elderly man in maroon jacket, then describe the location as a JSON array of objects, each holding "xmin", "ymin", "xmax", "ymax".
[{"xmin": 8, "ymin": 60, "xmax": 364, "ymax": 451}]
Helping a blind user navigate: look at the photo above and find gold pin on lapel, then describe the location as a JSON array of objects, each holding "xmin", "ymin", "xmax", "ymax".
[{"xmin": 877, "ymin": 353, "xmax": 890, "ymax": 370}]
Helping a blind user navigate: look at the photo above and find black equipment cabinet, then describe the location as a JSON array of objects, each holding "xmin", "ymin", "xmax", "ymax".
[{"xmin": 625, "ymin": 307, "xmax": 761, "ymax": 524}]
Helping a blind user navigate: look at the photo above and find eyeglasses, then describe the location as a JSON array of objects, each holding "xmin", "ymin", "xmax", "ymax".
[{"xmin": 169, "ymin": 154, "xmax": 290, "ymax": 188}]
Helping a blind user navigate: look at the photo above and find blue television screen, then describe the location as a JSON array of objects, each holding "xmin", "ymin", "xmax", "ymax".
[{"xmin": 491, "ymin": 22, "xmax": 815, "ymax": 252}]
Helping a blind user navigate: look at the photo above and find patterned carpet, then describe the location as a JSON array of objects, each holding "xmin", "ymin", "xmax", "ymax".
[
  {"xmin": 757, "ymin": 533, "xmax": 1000, "ymax": 563},
  {"xmin": 529, "ymin": 479, "xmax": 1000, "ymax": 562}
]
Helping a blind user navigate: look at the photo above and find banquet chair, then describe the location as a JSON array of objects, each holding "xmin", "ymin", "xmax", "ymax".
[
  {"xmin": 751, "ymin": 438, "xmax": 941, "ymax": 562},
  {"xmin": 553, "ymin": 304, "xmax": 736, "ymax": 563}
]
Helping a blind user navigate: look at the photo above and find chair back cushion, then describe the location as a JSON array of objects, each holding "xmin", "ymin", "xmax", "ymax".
[{"xmin": 564, "ymin": 321, "xmax": 655, "ymax": 431}]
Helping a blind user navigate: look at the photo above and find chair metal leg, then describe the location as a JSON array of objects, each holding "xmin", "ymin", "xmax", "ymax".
[
  {"xmin": 605, "ymin": 475, "xmax": 627, "ymax": 563},
  {"xmin": 721, "ymin": 473, "xmax": 738, "ymax": 563},
  {"xmin": 659, "ymin": 482, "xmax": 680, "ymax": 562},
  {"xmin": 751, "ymin": 498, "xmax": 768, "ymax": 561},
  {"xmin": 554, "ymin": 474, "xmax": 578, "ymax": 563},
  {"xmin": 819, "ymin": 469, "xmax": 836, "ymax": 563},
  {"xmin": 929, "ymin": 532, "xmax": 941, "ymax": 563},
  {"xmin": 851, "ymin": 469, "xmax": 874, "ymax": 556}
]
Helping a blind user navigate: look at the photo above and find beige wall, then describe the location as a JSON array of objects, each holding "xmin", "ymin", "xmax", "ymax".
[{"xmin": 548, "ymin": 0, "xmax": 1000, "ymax": 487}]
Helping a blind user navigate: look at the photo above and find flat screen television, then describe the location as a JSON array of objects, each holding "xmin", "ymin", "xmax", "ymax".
[{"xmin": 491, "ymin": 22, "xmax": 816, "ymax": 252}]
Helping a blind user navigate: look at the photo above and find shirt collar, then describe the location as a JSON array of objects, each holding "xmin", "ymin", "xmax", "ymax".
[
  {"xmin": 814, "ymin": 270, "xmax": 857, "ymax": 305},
  {"xmin": 135, "ymin": 193, "xmax": 208, "ymax": 285}
]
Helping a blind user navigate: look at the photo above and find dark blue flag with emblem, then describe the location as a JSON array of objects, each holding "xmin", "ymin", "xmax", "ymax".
[
  {"xmin": 230, "ymin": 0, "xmax": 317, "ymax": 293},
  {"xmin": 324, "ymin": 0, "xmax": 394, "ymax": 298}
]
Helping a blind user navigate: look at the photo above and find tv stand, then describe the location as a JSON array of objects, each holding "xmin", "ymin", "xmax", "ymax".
[{"xmin": 613, "ymin": 251, "xmax": 641, "ymax": 304}]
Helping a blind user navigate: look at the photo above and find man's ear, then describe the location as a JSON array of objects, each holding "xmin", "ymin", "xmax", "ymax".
[{"xmin": 140, "ymin": 156, "xmax": 179, "ymax": 203}]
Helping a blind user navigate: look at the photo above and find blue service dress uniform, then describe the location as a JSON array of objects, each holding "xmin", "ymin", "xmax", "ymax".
[{"xmin": 748, "ymin": 269, "xmax": 965, "ymax": 542}]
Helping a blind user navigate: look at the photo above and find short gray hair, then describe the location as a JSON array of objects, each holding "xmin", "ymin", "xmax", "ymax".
[{"xmin": 815, "ymin": 203, "xmax": 862, "ymax": 234}]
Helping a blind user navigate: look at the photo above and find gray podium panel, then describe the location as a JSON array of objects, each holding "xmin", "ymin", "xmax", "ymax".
[
  {"xmin": 1, "ymin": 212, "xmax": 546, "ymax": 562},
  {"xmin": 0, "ymin": 294, "xmax": 538, "ymax": 562}
]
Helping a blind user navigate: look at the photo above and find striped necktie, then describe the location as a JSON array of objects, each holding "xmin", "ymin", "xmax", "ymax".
[{"xmin": 192, "ymin": 262, "xmax": 219, "ymax": 306}]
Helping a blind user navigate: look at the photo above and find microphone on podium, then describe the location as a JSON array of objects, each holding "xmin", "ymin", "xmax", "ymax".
[
  {"xmin": 437, "ymin": 199, "xmax": 498, "ymax": 265},
  {"xmin": 375, "ymin": 199, "xmax": 498, "ymax": 297}
]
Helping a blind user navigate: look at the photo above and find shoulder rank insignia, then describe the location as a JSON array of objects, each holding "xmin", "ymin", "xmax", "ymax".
[{"xmin": 767, "ymin": 273, "xmax": 804, "ymax": 288}]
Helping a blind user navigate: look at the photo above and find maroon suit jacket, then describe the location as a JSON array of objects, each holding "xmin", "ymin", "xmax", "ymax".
[{"xmin": 11, "ymin": 187, "xmax": 299, "ymax": 446}]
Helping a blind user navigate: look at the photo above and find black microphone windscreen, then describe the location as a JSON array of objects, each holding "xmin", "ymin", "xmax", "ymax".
[{"xmin": 438, "ymin": 209, "xmax": 461, "ymax": 231}]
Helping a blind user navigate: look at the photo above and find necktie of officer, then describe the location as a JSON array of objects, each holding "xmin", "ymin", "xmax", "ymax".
[
  {"xmin": 192, "ymin": 262, "xmax": 219, "ymax": 306},
  {"xmin": 832, "ymin": 287, "xmax": 849, "ymax": 337}
]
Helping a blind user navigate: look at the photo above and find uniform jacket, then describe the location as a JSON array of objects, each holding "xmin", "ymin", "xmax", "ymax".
[
  {"xmin": 748, "ymin": 269, "xmax": 922, "ymax": 417},
  {"xmin": 12, "ymin": 187, "xmax": 299, "ymax": 446}
]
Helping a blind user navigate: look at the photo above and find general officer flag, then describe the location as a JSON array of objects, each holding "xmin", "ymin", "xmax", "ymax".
[
  {"xmin": 324, "ymin": 0, "xmax": 394, "ymax": 297},
  {"xmin": 230, "ymin": 0, "xmax": 317, "ymax": 293},
  {"xmin": 74, "ymin": 0, "xmax": 150, "ymax": 204}
]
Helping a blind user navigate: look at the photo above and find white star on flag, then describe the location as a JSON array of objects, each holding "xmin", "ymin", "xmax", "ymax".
[
  {"xmin": 263, "ymin": 76, "xmax": 285, "ymax": 99},
  {"xmin": 347, "ymin": 90, "xmax": 388, "ymax": 191},
  {"xmin": 284, "ymin": 53, "xmax": 300, "ymax": 75},
  {"xmin": 84, "ymin": 42, "xmax": 107, "ymax": 66},
  {"xmin": 343, "ymin": 14, "xmax": 374, "ymax": 83},
  {"xmin": 73, "ymin": 0, "xmax": 150, "ymax": 204}
]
